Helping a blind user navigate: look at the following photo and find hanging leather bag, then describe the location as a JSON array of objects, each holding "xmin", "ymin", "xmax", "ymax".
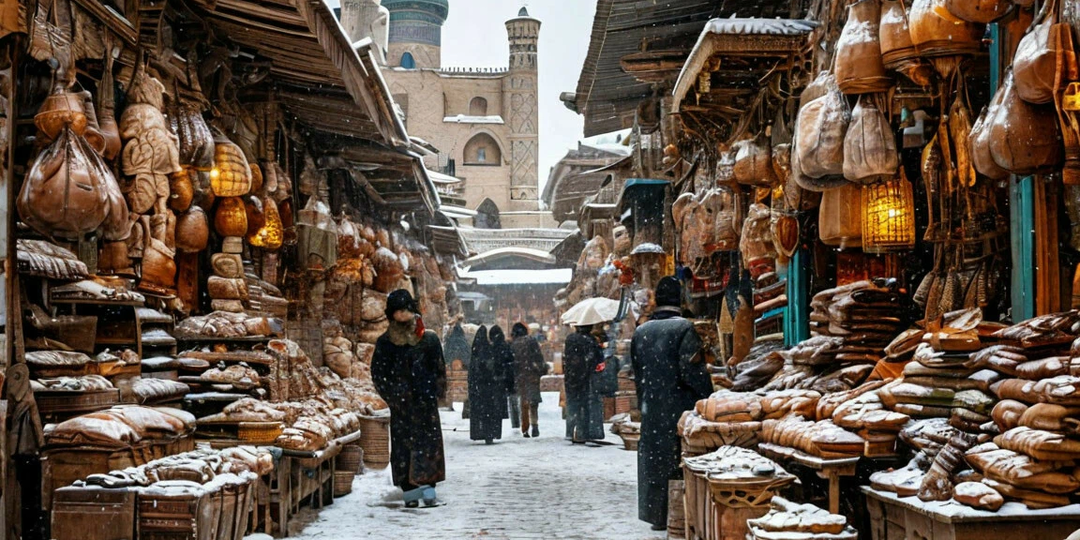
[
  {"xmin": 835, "ymin": 0, "xmax": 891, "ymax": 94},
  {"xmin": 1014, "ymin": 0, "xmax": 1076, "ymax": 105},
  {"xmin": 988, "ymin": 70, "xmax": 1064, "ymax": 175},
  {"xmin": 970, "ymin": 87, "xmax": 1011, "ymax": 180},
  {"xmin": 733, "ymin": 133, "xmax": 779, "ymax": 187}
]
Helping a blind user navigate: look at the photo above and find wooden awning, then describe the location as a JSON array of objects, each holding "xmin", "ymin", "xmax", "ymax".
[
  {"xmin": 203, "ymin": 0, "xmax": 409, "ymax": 148},
  {"xmin": 568, "ymin": 0, "xmax": 808, "ymax": 136}
]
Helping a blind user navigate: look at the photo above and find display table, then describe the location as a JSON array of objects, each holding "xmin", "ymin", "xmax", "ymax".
[
  {"xmin": 682, "ymin": 447, "xmax": 795, "ymax": 540},
  {"xmin": 758, "ymin": 442, "xmax": 859, "ymax": 515},
  {"xmin": 863, "ymin": 487, "xmax": 1080, "ymax": 540}
]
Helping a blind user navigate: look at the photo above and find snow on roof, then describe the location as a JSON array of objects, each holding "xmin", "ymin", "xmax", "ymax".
[
  {"xmin": 443, "ymin": 115, "xmax": 505, "ymax": 125},
  {"xmin": 428, "ymin": 170, "xmax": 463, "ymax": 184},
  {"xmin": 459, "ymin": 268, "xmax": 572, "ymax": 286},
  {"xmin": 439, "ymin": 205, "xmax": 478, "ymax": 218}
]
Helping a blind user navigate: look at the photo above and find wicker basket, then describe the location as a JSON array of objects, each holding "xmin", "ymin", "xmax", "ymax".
[
  {"xmin": 358, "ymin": 415, "xmax": 390, "ymax": 469},
  {"xmin": 620, "ymin": 433, "xmax": 640, "ymax": 451},
  {"xmin": 237, "ymin": 422, "xmax": 284, "ymax": 444},
  {"xmin": 333, "ymin": 470, "xmax": 354, "ymax": 497},
  {"xmin": 338, "ymin": 444, "xmax": 364, "ymax": 475}
]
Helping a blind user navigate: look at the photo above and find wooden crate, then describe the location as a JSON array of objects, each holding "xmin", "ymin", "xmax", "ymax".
[
  {"xmin": 864, "ymin": 487, "xmax": 1080, "ymax": 540},
  {"xmin": 51, "ymin": 485, "xmax": 136, "ymax": 540},
  {"xmin": 41, "ymin": 436, "xmax": 195, "ymax": 511},
  {"xmin": 138, "ymin": 484, "xmax": 218, "ymax": 540}
]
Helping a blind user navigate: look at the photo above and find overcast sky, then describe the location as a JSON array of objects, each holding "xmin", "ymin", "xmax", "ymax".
[{"xmin": 439, "ymin": 0, "xmax": 598, "ymax": 193}]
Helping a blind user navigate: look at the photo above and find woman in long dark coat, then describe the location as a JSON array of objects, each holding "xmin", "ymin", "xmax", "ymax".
[
  {"xmin": 468, "ymin": 326, "xmax": 507, "ymax": 444},
  {"xmin": 371, "ymin": 290, "xmax": 447, "ymax": 507},
  {"xmin": 563, "ymin": 324, "xmax": 605, "ymax": 443}
]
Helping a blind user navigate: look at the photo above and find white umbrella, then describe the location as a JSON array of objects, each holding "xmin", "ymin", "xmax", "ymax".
[{"xmin": 561, "ymin": 297, "xmax": 621, "ymax": 326}]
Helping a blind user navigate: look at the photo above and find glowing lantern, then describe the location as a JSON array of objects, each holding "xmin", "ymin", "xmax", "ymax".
[
  {"xmin": 249, "ymin": 197, "xmax": 284, "ymax": 250},
  {"xmin": 862, "ymin": 173, "xmax": 916, "ymax": 254},
  {"xmin": 210, "ymin": 135, "xmax": 252, "ymax": 197},
  {"xmin": 214, "ymin": 196, "xmax": 248, "ymax": 237}
]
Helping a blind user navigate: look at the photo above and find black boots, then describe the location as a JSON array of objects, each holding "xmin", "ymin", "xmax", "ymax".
[{"xmin": 531, "ymin": 424, "xmax": 539, "ymax": 438}]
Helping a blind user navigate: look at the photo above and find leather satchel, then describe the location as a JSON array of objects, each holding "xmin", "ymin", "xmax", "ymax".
[
  {"xmin": 987, "ymin": 71, "xmax": 1064, "ymax": 175},
  {"xmin": 1014, "ymin": 0, "xmax": 1076, "ymax": 105}
]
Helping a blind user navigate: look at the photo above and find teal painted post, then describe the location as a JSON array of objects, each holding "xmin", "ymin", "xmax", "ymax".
[
  {"xmin": 785, "ymin": 247, "xmax": 810, "ymax": 346},
  {"xmin": 988, "ymin": 22, "xmax": 1036, "ymax": 321}
]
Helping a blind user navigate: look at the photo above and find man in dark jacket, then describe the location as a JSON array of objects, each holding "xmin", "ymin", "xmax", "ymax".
[
  {"xmin": 631, "ymin": 277, "xmax": 714, "ymax": 530},
  {"xmin": 511, "ymin": 323, "xmax": 547, "ymax": 438},
  {"xmin": 372, "ymin": 289, "xmax": 448, "ymax": 507},
  {"xmin": 563, "ymin": 324, "xmax": 605, "ymax": 443}
]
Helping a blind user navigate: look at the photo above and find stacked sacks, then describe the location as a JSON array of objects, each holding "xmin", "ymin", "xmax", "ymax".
[
  {"xmin": 809, "ymin": 279, "xmax": 907, "ymax": 363},
  {"xmin": 871, "ymin": 418, "xmax": 960, "ymax": 497}
]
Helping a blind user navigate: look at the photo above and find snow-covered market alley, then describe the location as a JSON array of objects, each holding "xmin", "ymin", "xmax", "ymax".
[{"xmin": 287, "ymin": 394, "xmax": 664, "ymax": 540}]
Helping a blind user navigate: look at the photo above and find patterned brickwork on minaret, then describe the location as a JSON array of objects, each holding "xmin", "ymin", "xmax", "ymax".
[{"xmin": 504, "ymin": 7, "xmax": 540, "ymax": 207}]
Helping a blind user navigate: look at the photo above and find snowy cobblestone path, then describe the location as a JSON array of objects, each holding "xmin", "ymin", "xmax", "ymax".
[{"xmin": 286, "ymin": 393, "xmax": 666, "ymax": 540}]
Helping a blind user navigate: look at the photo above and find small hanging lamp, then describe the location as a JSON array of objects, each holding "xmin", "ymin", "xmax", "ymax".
[
  {"xmin": 210, "ymin": 132, "xmax": 252, "ymax": 197},
  {"xmin": 862, "ymin": 170, "xmax": 916, "ymax": 254},
  {"xmin": 249, "ymin": 197, "xmax": 284, "ymax": 250}
]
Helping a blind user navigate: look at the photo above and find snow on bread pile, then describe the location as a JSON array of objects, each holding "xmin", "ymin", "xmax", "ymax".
[
  {"xmin": 873, "ymin": 310, "xmax": 1080, "ymax": 511},
  {"xmin": 748, "ymin": 497, "xmax": 857, "ymax": 540}
]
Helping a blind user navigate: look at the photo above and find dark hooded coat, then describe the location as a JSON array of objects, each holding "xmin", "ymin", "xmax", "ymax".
[
  {"xmin": 563, "ymin": 327, "xmax": 605, "ymax": 441},
  {"xmin": 444, "ymin": 323, "xmax": 471, "ymax": 369},
  {"xmin": 630, "ymin": 307, "xmax": 713, "ymax": 527},
  {"xmin": 511, "ymin": 323, "xmax": 546, "ymax": 403},
  {"xmin": 468, "ymin": 326, "xmax": 507, "ymax": 441},
  {"xmin": 371, "ymin": 320, "xmax": 448, "ymax": 488}
]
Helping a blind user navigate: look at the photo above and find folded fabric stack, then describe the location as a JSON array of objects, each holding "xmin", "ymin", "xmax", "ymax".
[
  {"xmin": 727, "ymin": 340, "xmax": 786, "ymax": 392},
  {"xmin": 809, "ymin": 279, "xmax": 907, "ymax": 363},
  {"xmin": 748, "ymin": 497, "xmax": 857, "ymax": 540},
  {"xmin": 44, "ymin": 405, "xmax": 196, "ymax": 448}
]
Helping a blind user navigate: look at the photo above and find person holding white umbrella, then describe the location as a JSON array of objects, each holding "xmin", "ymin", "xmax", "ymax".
[{"xmin": 562, "ymin": 322, "xmax": 606, "ymax": 444}]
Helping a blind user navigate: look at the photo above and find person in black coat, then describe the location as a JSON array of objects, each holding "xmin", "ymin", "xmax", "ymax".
[
  {"xmin": 511, "ymin": 322, "xmax": 547, "ymax": 438},
  {"xmin": 490, "ymin": 326, "xmax": 517, "ymax": 425},
  {"xmin": 371, "ymin": 289, "xmax": 448, "ymax": 507},
  {"xmin": 630, "ymin": 277, "xmax": 714, "ymax": 530},
  {"xmin": 563, "ymin": 324, "xmax": 605, "ymax": 443},
  {"xmin": 468, "ymin": 325, "xmax": 508, "ymax": 444},
  {"xmin": 441, "ymin": 322, "xmax": 471, "ymax": 411}
]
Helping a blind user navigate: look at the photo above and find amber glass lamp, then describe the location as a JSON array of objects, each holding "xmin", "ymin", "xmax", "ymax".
[
  {"xmin": 249, "ymin": 197, "xmax": 284, "ymax": 250},
  {"xmin": 862, "ymin": 172, "xmax": 915, "ymax": 254},
  {"xmin": 215, "ymin": 196, "xmax": 249, "ymax": 237},
  {"xmin": 211, "ymin": 136, "xmax": 252, "ymax": 197}
]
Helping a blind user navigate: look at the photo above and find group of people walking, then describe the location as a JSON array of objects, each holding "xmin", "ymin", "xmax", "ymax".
[{"xmin": 370, "ymin": 279, "xmax": 716, "ymax": 532}]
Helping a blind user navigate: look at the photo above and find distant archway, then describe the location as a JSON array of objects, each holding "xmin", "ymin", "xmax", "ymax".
[
  {"xmin": 400, "ymin": 52, "xmax": 416, "ymax": 69},
  {"xmin": 469, "ymin": 97, "xmax": 488, "ymax": 116},
  {"xmin": 475, "ymin": 198, "xmax": 501, "ymax": 229},
  {"xmin": 464, "ymin": 133, "xmax": 501, "ymax": 165}
]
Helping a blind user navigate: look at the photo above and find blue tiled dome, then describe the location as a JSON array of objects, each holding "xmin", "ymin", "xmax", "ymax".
[{"xmin": 382, "ymin": 0, "xmax": 449, "ymax": 23}]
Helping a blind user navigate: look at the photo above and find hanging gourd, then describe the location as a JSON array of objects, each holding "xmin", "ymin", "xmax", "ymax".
[
  {"xmin": 908, "ymin": 0, "xmax": 985, "ymax": 59},
  {"xmin": 862, "ymin": 172, "xmax": 916, "ymax": 253},
  {"xmin": 819, "ymin": 183, "xmax": 864, "ymax": 249}
]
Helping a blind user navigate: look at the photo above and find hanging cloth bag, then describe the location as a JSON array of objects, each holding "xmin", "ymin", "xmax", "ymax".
[
  {"xmin": 1014, "ymin": 0, "xmax": 1076, "ymax": 105},
  {"xmin": 843, "ymin": 94, "xmax": 899, "ymax": 183}
]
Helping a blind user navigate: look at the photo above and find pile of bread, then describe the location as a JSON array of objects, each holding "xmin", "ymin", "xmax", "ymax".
[
  {"xmin": 174, "ymin": 310, "xmax": 283, "ymax": 340},
  {"xmin": 79, "ymin": 446, "xmax": 273, "ymax": 489},
  {"xmin": 748, "ymin": 497, "xmax": 857, "ymax": 540},
  {"xmin": 807, "ymin": 279, "xmax": 907, "ymax": 365},
  {"xmin": 871, "ymin": 310, "xmax": 1080, "ymax": 510},
  {"xmin": 45, "ymin": 405, "xmax": 196, "ymax": 447}
]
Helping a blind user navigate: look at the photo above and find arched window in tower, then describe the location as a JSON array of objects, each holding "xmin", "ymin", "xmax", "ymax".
[
  {"xmin": 469, "ymin": 97, "xmax": 488, "ymax": 116},
  {"xmin": 400, "ymin": 52, "xmax": 416, "ymax": 69},
  {"xmin": 475, "ymin": 199, "xmax": 502, "ymax": 229},
  {"xmin": 464, "ymin": 133, "xmax": 501, "ymax": 166}
]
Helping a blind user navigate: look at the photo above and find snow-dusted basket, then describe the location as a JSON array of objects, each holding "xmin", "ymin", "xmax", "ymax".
[{"xmin": 358, "ymin": 414, "xmax": 391, "ymax": 469}]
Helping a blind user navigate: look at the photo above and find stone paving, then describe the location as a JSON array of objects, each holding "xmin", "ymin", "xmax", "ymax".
[{"xmin": 287, "ymin": 393, "xmax": 666, "ymax": 539}]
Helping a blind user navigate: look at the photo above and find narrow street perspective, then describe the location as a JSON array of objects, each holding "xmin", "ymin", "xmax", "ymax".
[{"xmin": 289, "ymin": 395, "xmax": 662, "ymax": 540}]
